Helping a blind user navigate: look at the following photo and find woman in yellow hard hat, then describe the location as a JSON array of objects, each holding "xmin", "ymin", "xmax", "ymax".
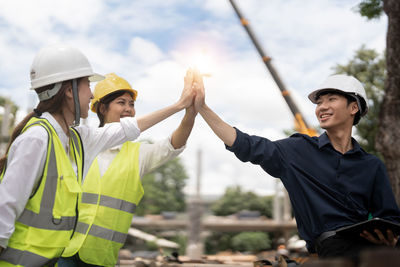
[
  {"xmin": 59, "ymin": 71, "xmax": 197, "ymax": 267},
  {"xmin": 0, "ymin": 44, "xmax": 196, "ymax": 266}
]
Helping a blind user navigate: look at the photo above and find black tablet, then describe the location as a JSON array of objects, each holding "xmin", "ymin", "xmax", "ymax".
[{"xmin": 336, "ymin": 218, "xmax": 400, "ymax": 238}]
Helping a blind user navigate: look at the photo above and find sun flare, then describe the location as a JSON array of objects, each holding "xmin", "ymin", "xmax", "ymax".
[{"xmin": 191, "ymin": 51, "xmax": 212, "ymax": 76}]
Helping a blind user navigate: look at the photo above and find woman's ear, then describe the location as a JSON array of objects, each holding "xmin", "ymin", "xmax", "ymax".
[
  {"xmin": 64, "ymin": 82, "xmax": 74, "ymax": 100},
  {"xmin": 99, "ymin": 103, "xmax": 107, "ymax": 116}
]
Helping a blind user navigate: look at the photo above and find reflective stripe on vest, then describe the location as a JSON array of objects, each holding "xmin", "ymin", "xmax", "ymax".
[
  {"xmin": 75, "ymin": 222, "xmax": 128, "ymax": 244},
  {"xmin": 17, "ymin": 209, "xmax": 76, "ymax": 231},
  {"xmin": 0, "ymin": 247, "xmax": 57, "ymax": 267},
  {"xmin": 70, "ymin": 127, "xmax": 82, "ymax": 158},
  {"xmin": 81, "ymin": 192, "xmax": 137, "ymax": 214},
  {"xmin": 0, "ymin": 118, "xmax": 83, "ymax": 266}
]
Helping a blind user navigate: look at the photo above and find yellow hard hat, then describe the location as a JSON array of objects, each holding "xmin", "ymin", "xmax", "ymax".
[{"xmin": 91, "ymin": 73, "xmax": 138, "ymax": 113}]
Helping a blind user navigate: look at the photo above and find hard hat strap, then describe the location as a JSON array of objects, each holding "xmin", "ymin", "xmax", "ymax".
[
  {"xmin": 72, "ymin": 79, "xmax": 81, "ymax": 126},
  {"xmin": 354, "ymin": 96, "xmax": 363, "ymax": 115},
  {"xmin": 350, "ymin": 93, "xmax": 365, "ymax": 116},
  {"xmin": 37, "ymin": 83, "xmax": 62, "ymax": 101}
]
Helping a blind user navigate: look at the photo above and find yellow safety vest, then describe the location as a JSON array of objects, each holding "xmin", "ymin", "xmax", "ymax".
[
  {"xmin": 63, "ymin": 142, "xmax": 144, "ymax": 266},
  {"xmin": 0, "ymin": 117, "xmax": 83, "ymax": 267}
]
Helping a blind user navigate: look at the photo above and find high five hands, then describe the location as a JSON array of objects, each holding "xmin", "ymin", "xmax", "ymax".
[
  {"xmin": 193, "ymin": 69, "xmax": 205, "ymax": 113},
  {"xmin": 181, "ymin": 68, "xmax": 206, "ymax": 114}
]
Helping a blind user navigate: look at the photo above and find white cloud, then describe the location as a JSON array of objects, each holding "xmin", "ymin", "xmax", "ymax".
[{"xmin": 128, "ymin": 37, "xmax": 165, "ymax": 65}]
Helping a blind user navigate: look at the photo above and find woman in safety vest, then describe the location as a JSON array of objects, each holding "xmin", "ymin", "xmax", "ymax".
[
  {"xmin": 0, "ymin": 45, "xmax": 195, "ymax": 267},
  {"xmin": 59, "ymin": 72, "xmax": 197, "ymax": 266}
]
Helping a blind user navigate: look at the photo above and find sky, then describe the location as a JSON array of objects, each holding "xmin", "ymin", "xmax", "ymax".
[{"xmin": 0, "ymin": 0, "xmax": 387, "ymax": 196}]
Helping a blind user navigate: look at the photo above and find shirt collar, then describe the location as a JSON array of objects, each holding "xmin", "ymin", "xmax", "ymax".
[
  {"xmin": 41, "ymin": 112, "xmax": 69, "ymax": 147},
  {"xmin": 318, "ymin": 132, "xmax": 331, "ymax": 149},
  {"xmin": 349, "ymin": 137, "xmax": 363, "ymax": 154},
  {"xmin": 318, "ymin": 131, "xmax": 363, "ymax": 154}
]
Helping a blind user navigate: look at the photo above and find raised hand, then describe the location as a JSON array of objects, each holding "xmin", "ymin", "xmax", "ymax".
[
  {"xmin": 193, "ymin": 68, "xmax": 205, "ymax": 113},
  {"xmin": 136, "ymin": 68, "xmax": 196, "ymax": 132},
  {"xmin": 178, "ymin": 68, "xmax": 196, "ymax": 110}
]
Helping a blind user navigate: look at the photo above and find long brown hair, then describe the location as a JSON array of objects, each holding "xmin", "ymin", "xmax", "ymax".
[{"xmin": 0, "ymin": 79, "xmax": 78, "ymax": 173}]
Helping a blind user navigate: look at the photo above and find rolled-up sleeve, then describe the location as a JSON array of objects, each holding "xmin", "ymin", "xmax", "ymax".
[
  {"xmin": 120, "ymin": 117, "xmax": 141, "ymax": 141},
  {"xmin": 76, "ymin": 117, "xmax": 140, "ymax": 178},
  {"xmin": 139, "ymin": 136, "xmax": 185, "ymax": 177},
  {"xmin": 77, "ymin": 118, "xmax": 140, "ymax": 149},
  {"xmin": 226, "ymin": 128, "xmax": 284, "ymax": 178}
]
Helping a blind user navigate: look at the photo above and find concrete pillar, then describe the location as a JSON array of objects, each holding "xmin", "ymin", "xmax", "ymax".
[
  {"xmin": 186, "ymin": 148, "xmax": 204, "ymax": 259},
  {"xmin": 273, "ymin": 179, "xmax": 282, "ymax": 222},
  {"xmin": 283, "ymin": 187, "xmax": 292, "ymax": 221},
  {"xmin": 186, "ymin": 198, "xmax": 204, "ymax": 259}
]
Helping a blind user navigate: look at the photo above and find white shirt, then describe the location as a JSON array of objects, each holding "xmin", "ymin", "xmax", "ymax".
[
  {"xmin": 96, "ymin": 137, "xmax": 185, "ymax": 178},
  {"xmin": 0, "ymin": 112, "xmax": 140, "ymax": 248}
]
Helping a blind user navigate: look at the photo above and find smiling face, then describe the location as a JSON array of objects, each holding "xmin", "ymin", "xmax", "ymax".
[
  {"xmin": 102, "ymin": 92, "xmax": 135, "ymax": 124},
  {"xmin": 315, "ymin": 92, "xmax": 359, "ymax": 131}
]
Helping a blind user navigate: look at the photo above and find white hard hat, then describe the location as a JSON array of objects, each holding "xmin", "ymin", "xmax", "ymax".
[
  {"xmin": 30, "ymin": 44, "xmax": 104, "ymax": 100},
  {"xmin": 308, "ymin": 74, "xmax": 368, "ymax": 116}
]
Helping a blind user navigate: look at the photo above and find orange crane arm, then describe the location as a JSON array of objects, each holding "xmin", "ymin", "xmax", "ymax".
[{"xmin": 229, "ymin": 0, "xmax": 317, "ymax": 136}]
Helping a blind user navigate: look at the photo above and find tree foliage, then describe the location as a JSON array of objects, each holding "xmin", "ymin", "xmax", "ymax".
[
  {"xmin": 231, "ymin": 232, "xmax": 272, "ymax": 253},
  {"xmin": 333, "ymin": 46, "xmax": 385, "ymax": 158},
  {"xmin": 357, "ymin": 0, "xmax": 383, "ymax": 19},
  {"xmin": 206, "ymin": 186, "xmax": 274, "ymax": 254},
  {"xmin": 205, "ymin": 232, "xmax": 236, "ymax": 254},
  {"xmin": 135, "ymin": 157, "xmax": 188, "ymax": 216},
  {"xmin": 205, "ymin": 231, "xmax": 272, "ymax": 254},
  {"xmin": 356, "ymin": 0, "xmax": 400, "ymax": 205},
  {"xmin": 211, "ymin": 185, "xmax": 273, "ymax": 218},
  {"xmin": 377, "ymin": 0, "xmax": 400, "ymax": 205}
]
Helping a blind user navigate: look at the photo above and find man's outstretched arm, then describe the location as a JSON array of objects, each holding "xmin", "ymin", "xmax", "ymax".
[{"xmin": 193, "ymin": 69, "xmax": 236, "ymax": 147}]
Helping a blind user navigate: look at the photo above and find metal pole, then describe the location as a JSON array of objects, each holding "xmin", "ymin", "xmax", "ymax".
[{"xmin": 186, "ymin": 148, "xmax": 204, "ymax": 259}]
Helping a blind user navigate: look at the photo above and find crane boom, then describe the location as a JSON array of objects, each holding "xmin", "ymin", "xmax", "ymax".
[{"xmin": 229, "ymin": 0, "xmax": 316, "ymax": 136}]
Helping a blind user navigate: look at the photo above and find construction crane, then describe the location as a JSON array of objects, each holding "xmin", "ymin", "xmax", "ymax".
[{"xmin": 229, "ymin": 0, "xmax": 317, "ymax": 136}]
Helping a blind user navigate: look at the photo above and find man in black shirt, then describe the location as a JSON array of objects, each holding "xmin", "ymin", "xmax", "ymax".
[{"xmin": 193, "ymin": 72, "xmax": 400, "ymax": 259}]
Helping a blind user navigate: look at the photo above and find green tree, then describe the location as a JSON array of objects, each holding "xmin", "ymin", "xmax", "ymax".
[
  {"xmin": 357, "ymin": 0, "xmax": 383, "ymax": 19},
  {"xmin": 136, "ymin": 157, "xmax": 188, "ymax": 215},
  {"xmin": 333, "ymin": 46, "xmax": 385, "ymax": 158},
  {"xmin": 205, "ymin": 231, "xmax": 273, "ymax": 254},
  {"xmin": 169, "ymin": 234, "xmax": 187, "ymax": 256},
  {"xmin": 356, "ymin": 0, "xmax": 400, "ymax": 205},
  {"xmin": 205, "ymin": 232, "xmax": 236, "ymax": 254},
  {"xmin": 231, "ymin": 232, "xmax": 272, "ymax": 253},
  {"xmin": 211, "ymin": 186, "xmax": 273, "ymax": 218}
]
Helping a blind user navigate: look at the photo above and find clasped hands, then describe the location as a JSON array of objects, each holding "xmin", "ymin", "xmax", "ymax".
[{"xmin": 178, "ymin": 68, "xmax": 206, "ymax": 115}]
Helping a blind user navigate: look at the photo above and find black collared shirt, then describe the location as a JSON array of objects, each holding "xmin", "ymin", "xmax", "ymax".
[{"xmin": 227, "ymin": 128, "xmax": 400, "ymax": 252}]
